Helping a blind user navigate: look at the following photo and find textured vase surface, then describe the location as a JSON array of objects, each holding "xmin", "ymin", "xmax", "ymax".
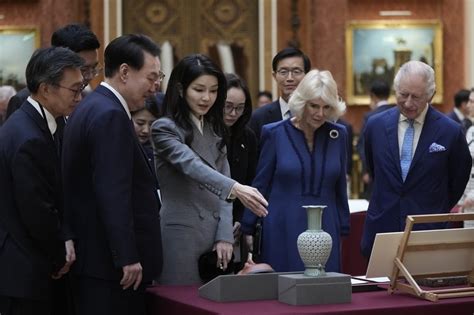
[{"xmin": 297, "ymin": 205, "xmax": 332, "ymax": 277}]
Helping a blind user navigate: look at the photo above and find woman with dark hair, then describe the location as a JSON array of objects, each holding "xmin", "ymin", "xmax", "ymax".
[
  {"xmin": 131, "ymin": 95, "xmax": 161, "ymax": 164},
  {"xmin": 223, "ymin": 73, "xmax": 258, "ymax": 266},
  {"xmin": 151, "ymin": 54, "xmax": 267, "ymax": 285}
]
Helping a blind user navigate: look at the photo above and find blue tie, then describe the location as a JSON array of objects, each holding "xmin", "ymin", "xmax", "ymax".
[{"xmin": 400, "ymin": 119, "xmax": 414, "ymax": 181}]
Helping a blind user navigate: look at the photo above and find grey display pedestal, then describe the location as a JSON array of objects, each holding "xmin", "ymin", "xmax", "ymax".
[
  {"xmin": 199, "ymin": 272, "xmax": 299, "ymax": 302},
  {"xmin": 278, "ymin": 272, "xmax": 352, "ymax": 305}
]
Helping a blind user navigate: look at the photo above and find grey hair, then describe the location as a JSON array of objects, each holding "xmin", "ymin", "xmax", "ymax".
[
  {"xmin": 393, "ymin": 60, "xmax": 436, "ymax": 98},
  {"xmin": 288, "ymin": 69, "xmax": 346, "ymax": 120},
  {"xmin": 26, "ymin": 46, "xmax": 84, "ymax": 93}
]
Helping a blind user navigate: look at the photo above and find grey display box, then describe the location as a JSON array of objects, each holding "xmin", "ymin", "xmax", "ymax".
[
  {"xmin": 198, "ymin": 272, "xmax": 299, "ymax": 302},
  {"xmin": 278, "ymin": 272, "xmax": 352, "ymax": 305}
]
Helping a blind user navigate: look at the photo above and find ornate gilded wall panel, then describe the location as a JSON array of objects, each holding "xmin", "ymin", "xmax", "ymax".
[{"xmin": 123, "ymin": 0, "xmax": 258, "ymax": 98}]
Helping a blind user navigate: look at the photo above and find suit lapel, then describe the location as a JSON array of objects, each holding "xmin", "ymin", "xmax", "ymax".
[
  {"xmin": 267, "ymin": 100, "xmax": 283, "ymax": 121},
  {"xmin": 190, "ymin": 123, "xmax": 218, "ymax": 170},
  {"xmin": 21, "ymin": 102, "xmax": 57, "ymax": 153},
  {"xmin": 384, "ymin": 108, "xmax": 402, "ymax": 176}
]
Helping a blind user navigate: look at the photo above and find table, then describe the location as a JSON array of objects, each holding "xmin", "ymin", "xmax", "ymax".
[{"xmin": 146, "ymin": 285, "xmax": 474, "ymax": 315}]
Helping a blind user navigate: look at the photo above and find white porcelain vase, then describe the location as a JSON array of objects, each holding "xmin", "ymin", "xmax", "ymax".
[{"xmin": 297, "ymin": 205, "xmax": 332, "ymax": 276}]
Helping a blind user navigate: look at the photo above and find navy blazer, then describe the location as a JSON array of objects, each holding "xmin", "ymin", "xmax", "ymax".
[
  {"xmin": 248, "ymin": 100, "xmax": 282, "ymax": 142},
  {"xmin": 62, "ymin": 85, "xmax": 162, "ymax": 282},
  {"xmin": 0, "ymin": 102, "xmax": 65, "ymax": 300},
  {"xmin": 361, "ymin": 106, "xmax": 471, "ymax": 257}
]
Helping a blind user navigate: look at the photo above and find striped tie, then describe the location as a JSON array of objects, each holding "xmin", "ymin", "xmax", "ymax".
[{"xmin": 400, "ymin": 119, "xmax": 414, "ymax": 182}]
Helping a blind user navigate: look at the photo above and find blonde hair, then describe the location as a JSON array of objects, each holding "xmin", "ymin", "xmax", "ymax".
[{"xmin": 288, "ymin": 69, "xmax": 345, "ymax": 121}]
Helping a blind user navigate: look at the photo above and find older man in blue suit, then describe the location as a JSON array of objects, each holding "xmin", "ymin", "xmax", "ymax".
[
  {"xmin": 0, "ymin": 47, "xmax": 84, "ymax": 315},
  {"xmin": 62, "ymin": 34, "xmax": 163, "ymax": 315},
  {"xmin": 361, "ymin": 60, "xmax": 471, "ymax": 258}
]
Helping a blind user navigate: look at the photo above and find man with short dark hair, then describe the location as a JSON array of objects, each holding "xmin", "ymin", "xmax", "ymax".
[
  {"xmin": 361, "ymin": 61, "xmax": 471, "ymax": 258},
  {"xmin": 6, "ymin": 23, "xmax": 100, "ymax": 119},
  {"xmin": 447, "ymin": 89, "xmax": 471, "ymax": 132},
  {"xmin": 249, "ymin": 47, "xmax": 311, "ymax": 141},
  {"xmin": 62, "ymin": 34, "xmax": 163, "ymax": 315},
  {"xmin": 0, "ymin": 46, "xmax": 84, "ymax": 315}
]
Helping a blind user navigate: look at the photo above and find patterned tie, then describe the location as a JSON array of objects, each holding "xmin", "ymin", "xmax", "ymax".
[{"xmin": 400, "ymin": 119, "xmax": 414, "ymax": 182}]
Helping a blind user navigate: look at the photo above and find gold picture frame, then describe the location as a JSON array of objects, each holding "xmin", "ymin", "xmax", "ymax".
[
  {"xmin": 0, "ymin": 26, "xmax": 40, "ymax": 89},
  {"xmin": 345, "ymin": 20, "xmax": 443, "ymax": 105}
]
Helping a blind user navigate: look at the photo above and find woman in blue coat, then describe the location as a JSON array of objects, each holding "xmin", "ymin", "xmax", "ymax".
[{"xmin": 241, "ymin": 69, "xmax": 350, "ymax": 272}]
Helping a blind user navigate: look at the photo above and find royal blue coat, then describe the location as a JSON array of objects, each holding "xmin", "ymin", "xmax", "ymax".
[{"xmin": 241, "ymin": 119, "xmax": 350, "ymax": 272}]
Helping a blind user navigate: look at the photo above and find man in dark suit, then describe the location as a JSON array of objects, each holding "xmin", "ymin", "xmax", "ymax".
[
  {"xmin": 446, "ymin": 89, "xmax": 471, "ymax": 133},
  {"xmin": 62, "ymin": 34, "xmax": 163, "ymax": 315},
  {"xmin": 0, "ymin": 47, "xmax": 84, "ymax": 315},
  {"xmin": 6, "ymin": 23, "xmax": 100, "ymax": 119},
  {"xmin": 357, "ymin": 80, "xmax": 395, "ymax": 198},
  {"xmin": 361, "ymin": 61, "xmax": 471, "ymax": 258},
  {"xmin": 249, "ymin": 47, "xmax": 311, "ymax": 142}
]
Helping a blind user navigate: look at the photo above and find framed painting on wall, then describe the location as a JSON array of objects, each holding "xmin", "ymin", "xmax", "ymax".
[
  {"xmin": 0, "ymin": 26, "xmax": 40, "ymax": 90},
  {"xmin": 345, "ymin": 20, "xmax": 443, "ymax": 105}
]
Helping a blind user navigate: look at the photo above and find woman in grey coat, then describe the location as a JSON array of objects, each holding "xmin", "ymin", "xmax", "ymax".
[{"xmin": 151, "ymin": 54, "xmax": 267, "ymax": 285}]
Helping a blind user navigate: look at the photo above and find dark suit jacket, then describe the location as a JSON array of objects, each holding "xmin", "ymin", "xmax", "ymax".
[
  {"xmin": 62, "ymin": 85, "xmax": 162, "ymax": 283},
  {"xmin": 447, "ymin": 110, "xmax": 461, "ymax": 124},
  {"xmin": 0, "ymin": 101, "xmax": 65, "ymax": 300},
  {"xmin": 356, "ymin": 104, "xmax": 396, "ymax": 171},
  {"xmin": 336, "ymin": 119, "xmax": 354, "ymax": 175},
  {"xmin": 6, "ymin": 87, "xmax": 30, "ymax": 119},
  {"xmin": 248, "ymin": 100, "xmax": 282, "ymax": 142},
  {"xmin": 361, "ymin": 106, "xmax": 471, "ymax": 257},
  {"xmin": 227, "ymin": 127, "xmax": 258, "ymax": 222}
]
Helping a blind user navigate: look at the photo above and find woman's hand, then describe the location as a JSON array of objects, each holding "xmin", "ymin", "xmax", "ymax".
[
  {"xmin": 213, "ymin": 241, "xmax": 233, "ymax": 271},
  {"xmin": 233, "ymin": 221, "xmax": 241, "ymax": 241},
  {"xmin": 463, "ymin": 197, "xmax": 474, "ymax": 209},
  {"xmin": 231, "ymin": 183, "xmax": 268, "ymax": 217}
]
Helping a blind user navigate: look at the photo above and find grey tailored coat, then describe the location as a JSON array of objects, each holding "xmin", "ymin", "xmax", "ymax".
[{"xmin": 152, "ymin": 117, "xmax": 236, "ymax": 285}]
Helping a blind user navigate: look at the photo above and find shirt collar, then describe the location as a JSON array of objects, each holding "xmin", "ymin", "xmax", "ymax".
[
  {"xmin": 279, "ymin": 96, "xmax": 290, "ymax": 117},
  {"xmin": 453, "ymin": 107, "xmax": 465, "ymax": 121},
  {"xmin": 100, "ymin": 81, "xmax": 131, "ymax": 119},
  {"xmin": 376, "ymin": 100, "xmax": 389, "ymax": 107},
  {"xmin": 189, "ymin": 113, "xmax": 204, "ymax": 134},
  {"xmin": 27, "ymin": 96, "xmax": 57, "ymax": 135},
  {"xmin": 398, "ymin": 103, "xmax": 429, "ymax": 125}
]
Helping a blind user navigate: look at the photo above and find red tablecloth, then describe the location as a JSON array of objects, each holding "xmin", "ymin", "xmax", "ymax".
[
  {"xmin": 341, "ymin": 211, "xmax": 368, "ymax": 276},
  {"xmin": 146, "ymin": 284, "xmax": 474, "ymax": 315}
]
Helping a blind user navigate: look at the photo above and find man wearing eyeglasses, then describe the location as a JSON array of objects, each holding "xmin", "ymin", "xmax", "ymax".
[
  {"xmin": 61, "ymin": 34, "xmax": 162, "ymax": 315},
  {"xmin": 6, "ymin": 23, "xmax": 101, "ymax": 119},
  {"xmin": 249, "ymin": 47, "xmax": 311, "ymax": 142},
  {"xmin": 0, "ymin": 47, "xmax": 84, "ymax": 315}
]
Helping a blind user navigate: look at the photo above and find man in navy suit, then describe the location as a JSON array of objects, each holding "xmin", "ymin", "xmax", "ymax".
[
  {"xmin": 249, "ymin": 47, "xmax": 311, "ymax": 142},
  {"xmin": 0, "ymin": 47, "xmax": 84, "ymax": 315},
  {"xmin": 361, "ymin": 60, "xmax": 471, "ymax": 258},
  {"xmin": 62, "ymin": 34, "xmax": 163, "ymax": 315},
  {"xmin": 446, "ymin": 89, "xmax": 471, "ymax": 133},
  {"xmin": 357, "ymin": 80, "xmax": 395, "ymax": 198}
]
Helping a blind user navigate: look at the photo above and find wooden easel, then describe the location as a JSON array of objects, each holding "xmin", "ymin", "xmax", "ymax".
[{"xmin": 389, "ymin": 213, "xmax": 474, "ymax": 302}]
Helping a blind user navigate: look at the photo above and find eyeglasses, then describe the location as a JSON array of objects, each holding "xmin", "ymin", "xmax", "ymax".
[
  {"xmin": 158, "ymin": 71, "xmax": 166, "ymax": 82},
  {"xmin": 81, "ymin": 64, "xmax": 103, "ymax": 79},
  {"xmin": 148, "ymin": 71, "xmax": 166, "ymax": 85},
  {"xmin": 54, "ymin": 83, "xmax": 87, "ymax": 98},
  {"xmin": 224, "ymin": 104, "xmax": 245, "ymax": 115},
  {"xmin": 275, "ymin": 68, "xmax": 305, "ymax": 77}
]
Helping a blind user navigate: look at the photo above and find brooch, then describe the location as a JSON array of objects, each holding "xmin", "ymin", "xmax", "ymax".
[{"xmin": 329, "ymin": 129, "xmax": 339, "ymax": 139}]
